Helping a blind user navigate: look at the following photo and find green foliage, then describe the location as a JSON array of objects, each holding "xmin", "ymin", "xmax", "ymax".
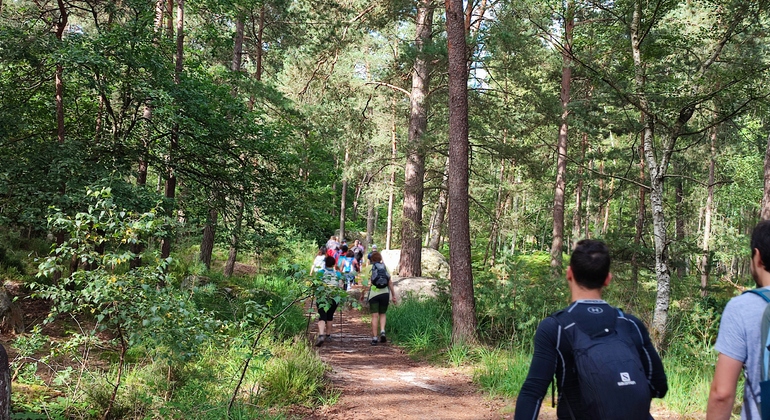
[
  {"xmin": 475, "ymin": 251, "xmax": 569, "ymax": 346},
  {"xmin": 32, "ymin": 188, "xmax": 224, "ymax": 362}
]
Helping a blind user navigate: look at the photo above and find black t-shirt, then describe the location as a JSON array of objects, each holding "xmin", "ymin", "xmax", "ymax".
[{"xmin": 513, "ymin": 300, "xmax": 668, "ymax": 420}]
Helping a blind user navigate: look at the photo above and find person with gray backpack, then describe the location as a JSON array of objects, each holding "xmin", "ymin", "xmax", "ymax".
[
  {"xmin": 708, "ymin": 220, "xmax": 770, "ymax": 419},
  {"xmin": 515, "ymin": 240, "xmax": 667, "ymax": 419},
  {"xmin": 360, "ymin": 251, "xmax": 397, "ymax": 346}
]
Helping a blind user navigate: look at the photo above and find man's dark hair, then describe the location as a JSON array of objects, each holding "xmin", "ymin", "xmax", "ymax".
[
  {"xmin": 751, "ymin": 220, "xmax": 770, "ymax": 271},
  {"xmin": 341, "ymin": 244, "xmax": 349, "ymax": 253},
  {"xmin": 569, "ymin": 239, "xmax": 611, "ymax": 290},
  {"xmin": 324, "ymin": 256, "xmax": 336, "ymax": 268}
]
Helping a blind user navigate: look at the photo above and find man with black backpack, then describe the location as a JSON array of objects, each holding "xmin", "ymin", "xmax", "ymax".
[
  {"xmin": 514, "ymin": 239, "xmax": 667, "ymax": 420},
  {"xmin": 707, "ymin": 221, "xmax": 770, "ymax": 420}
]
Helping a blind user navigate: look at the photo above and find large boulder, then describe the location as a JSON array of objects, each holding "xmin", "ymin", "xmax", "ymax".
[
  {"xmin": 392, "ymin": 276, "xmax": 438, "ymax": 301},
  {"xmin": 379, "ymin": 248, "xmax": 449, "ymax": 279}
]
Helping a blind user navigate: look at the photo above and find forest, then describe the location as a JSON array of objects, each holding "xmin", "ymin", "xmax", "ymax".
[{"xmin": 1, "ymin": 0, "xmax": 769, "ymax": 418}]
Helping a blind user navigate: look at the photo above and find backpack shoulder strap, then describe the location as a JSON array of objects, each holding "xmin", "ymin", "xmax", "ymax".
[{"xmin": 744, "ymin": 288, "xmax": 770, "ymax": 303}]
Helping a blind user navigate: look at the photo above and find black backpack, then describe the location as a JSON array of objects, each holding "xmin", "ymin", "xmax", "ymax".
[
  {"xmin": 552, "ymin": 308, "xmax": 651, "ymax": 420},
  {"xmin": 371, "ymin": 263, "xmax": 389, "ymax": 289}
]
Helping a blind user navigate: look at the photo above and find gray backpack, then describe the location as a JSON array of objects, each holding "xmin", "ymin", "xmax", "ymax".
[{"xmin": 371, "ymin": 263, "xmax": 389, "ymax": 289}]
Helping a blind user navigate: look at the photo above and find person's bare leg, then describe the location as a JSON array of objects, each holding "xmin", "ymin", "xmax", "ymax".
[
  {"xmin": 318, "ymin": 319, "xmax": 326, "ymax": 336},
  {"xmin": 379, "ymin": 313, "xmax": 387, "ymax": 334},
  {"xmin": 379, "ymin": 313, "xmax": 387, "ymax": 342},
  {"xmin": 371, "ymin": 313, "xmax": 379, "ymax": 338}
]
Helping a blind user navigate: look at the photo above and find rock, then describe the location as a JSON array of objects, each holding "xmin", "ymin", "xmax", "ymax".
[
  {"xmin": 232, "ymin": 262, "xmax": 257, "ymax": 277},
  {"xmin": 379, "ymin": 248, "xmax": 450, "ymax": 279},
  {"xmin": 392, "ymin": 276, "xmax": 438, "ymax": 301},
  {"xmin": 0, "ymin": 285, "xmax": 23, "ymax": 334}
]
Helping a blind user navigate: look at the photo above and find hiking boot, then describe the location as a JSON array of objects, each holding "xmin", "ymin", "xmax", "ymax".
[
  {"xmin": 325, "ymin": 335, "xmax": 331, "ymax": 342},
  {"xmin": 315, "ymin": 336, "xmax": 325, "ymax": 347},
  {"xmin": 371, "ymin": 338, "xmax": 378, "ymax": 346},
  {"xmin": 380, "ymin": 332, "xmax": 387, "ymax": 343}
]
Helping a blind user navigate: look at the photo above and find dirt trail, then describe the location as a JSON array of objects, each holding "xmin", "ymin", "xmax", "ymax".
[{"xmin": 293, "ymin": 306, "xmax": 519, "ymax": 420}]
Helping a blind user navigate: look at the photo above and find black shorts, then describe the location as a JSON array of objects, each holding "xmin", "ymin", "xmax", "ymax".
[
  {"xmin": 368, "ymin": 293, "xmax": 389, "ymax": 314},
  {"xmin": 317, "ymin": 300, "xmax": 339, "ymax": 321}
]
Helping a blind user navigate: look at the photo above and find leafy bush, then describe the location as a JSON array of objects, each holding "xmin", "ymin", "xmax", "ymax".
[{"xmin": 474, "ymin": 251, "xmax": 568, "ymax": 346}]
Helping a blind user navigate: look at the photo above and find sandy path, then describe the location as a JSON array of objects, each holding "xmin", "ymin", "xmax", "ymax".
[{"xmin": 293, "ymin": 307, "xmax": 518, "ymax": 420}]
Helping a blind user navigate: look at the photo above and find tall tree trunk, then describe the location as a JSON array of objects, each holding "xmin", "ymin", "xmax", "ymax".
[
  {"xmin": 248, "ymin": 6, "xmax": 265, "ymax": 110},
  {"xmin": 200, "ymin": 14, "xmax": 244, "ymax": 269},
  {"xmin": 484, "ymin": 150, "xmax": 506, "ymax": 265},
  {"xmin": 386, "ymin": 98, "xmax": 398, "ymax": 249},
  {"xmin": 446, "ymin": 0, "xmax": 477, "ymax": 345},
  {"xmin": 429, "ymin": 157, "xmax": 450, "ymax": 250},
  {"xmin": 699, "ymin": 126, "xmax": 717, "ymax": 296},
  {"xmin": 366, "ymin": 198, "xmax": 375, "ymax": 247},
  {"xmin": 761, "ymin": 131, "xmax": 770, "ymax": 220},
  {"xmin": 339, "ymin": 148, "xmax": 349, "ymax": 242},
  {"xmin": 54, "ymin": 0, "xmax": 67, "ymax": 145},
  {"xmin": 200, "ymin": 208, "xmax": 217, "ymax": 269},
  {"xmin": 160, "ymin": 0, "xmax": 184, "ymax": 260},
  {"xmin": 51, "ymin": 0, "xmax": 68, "ymax": 283},
  {"xmin": 571, "ymin": 133, "xmax": 587, "ymax": 248},
  {"xmin": 675, "ymin": 161, "xmax": 686, "ymax": 278},
  {"xmin": 135, "ymin": 0, "xmax": 167, "ymax": 191},
  {"xmin": 550, "ymin": 0, "xmax": 573, "ymax": 276},
  {"xmin": 631, "ymin": 144, "xmax": 646, "ymax": 286},
  {"xmin": 224, "ymin": 198, "xmax": 244, "ymax": 277},
  {"xmin": 399, "ymin": 0, "xmax": 434, "ymax": 276}
]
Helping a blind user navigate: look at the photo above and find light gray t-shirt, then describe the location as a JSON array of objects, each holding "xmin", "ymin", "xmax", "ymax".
[{"xmin": 715, "ymin": 287, "xmax": 770, "ymax": 420}]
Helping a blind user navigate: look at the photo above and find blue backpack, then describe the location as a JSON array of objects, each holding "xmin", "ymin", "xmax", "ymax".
[
  {"xmin": 551, "ymin": 308, "xmax": 651, "ymax": 420},
  {"xmin": 341, "ymin": 257, "xmax": 355, "ymax": 273},
  {"xmin": 743, "ymin": 289, "xmax": 770, "ymax": 419}
]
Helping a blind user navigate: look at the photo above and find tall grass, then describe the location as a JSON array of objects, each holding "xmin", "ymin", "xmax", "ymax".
[
  {"xmin": 473, "ymin": 347, "xmax": 534, "ymax": 397},
  {"xmin": 386, "ymin": 297, "xmax": 452, "ymax": 356}
]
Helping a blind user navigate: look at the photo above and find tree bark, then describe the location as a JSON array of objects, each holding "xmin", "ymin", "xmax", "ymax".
[
  {"xmin": 339, "ymin": 148, "xmax": 349, "ymax": 242},
  {"xmin": 0, "ymin": 344, "xmax": 8, "ymax": 420},
  {"xmin": 385, "ymin": 96, "xmax": 398, "ymax": 249},
  {"xmin": 161, "ymin": 0, "xmax": 184, "ymax": 260},
  {"xmin": 429, "ymin": 157, "xmax": 449, "ymax": 250},
  {"xmin": 550, "ymin": 1, "xmax": 573, "ymax": 275},
  {"xmin": 699, "ymin": 126, "xmax": 717, "ymax": 296},
  {"xmin": 675, "ymin": 162, "xmax": 685, "ymax": 278},
  {"xmin": 399, "ymin": 0, "xmax": 434, "ymax": 276},
  {"xmin": 571, "ymin": 133, "xmax": 587, "ymax": 248},
  {"xmin": 224, "ymin": 198, "xmax": 244, "ymax": 277},
  {"xmin": 762, "ymin": 131, "xmax": 770, "ymax": 220},
  {"xmin": 54, "ymin": 0, "xmax": 67, "ymax": 144},
  {"xmin": 200, "ymin": 208, "xmax": 217, "ymax": 269},
  {"xmin": 366, "ymin": 198, "xmax": 375, "ymax": 248},
  {"xmin": 446, "ymin": 0, "xmax": 477, "ymax": 345}
]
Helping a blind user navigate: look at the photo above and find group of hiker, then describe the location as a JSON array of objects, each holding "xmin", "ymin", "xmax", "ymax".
[
  {"xmin": 309, "ymin": 222, "xmax": 770, "ymax": 419},
  {"xmin": 310, "ymin": 236, "xmax": 396, "ymax": 348}
]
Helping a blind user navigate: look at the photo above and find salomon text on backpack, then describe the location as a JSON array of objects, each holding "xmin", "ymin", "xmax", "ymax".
[
  {"xmin": 743, "ymin": 288, "xmax": 770, "ymax": 420},
  {"xmin": 552, "ymin": 309, "xmax": 651, "ymax": 420},
  {"xmin": 371, "ymin": 262, "xmax": 389, "ymax": 289}
]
